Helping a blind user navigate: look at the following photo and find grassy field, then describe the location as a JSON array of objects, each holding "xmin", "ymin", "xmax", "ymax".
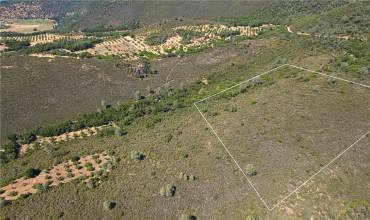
[
  {"xmin": 0, "ymin": 19, "xmax": 54, "ymax": 33},
  {"xmin": 0, "ymin": 39, "xmax": 265, "ymax": 143},
  {"xmin": 196, "ymin": 65, "xmax": 370, "ymax": 207},
  {"xmin": 1, "ymin": 63, "xmax": 368, "ymax": 219},
  {"xmin": 1, "ymin": 1, "xmax": 370, "ymax": 219}
]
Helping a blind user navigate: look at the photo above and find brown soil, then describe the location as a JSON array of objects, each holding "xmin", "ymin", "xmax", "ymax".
[{"xmin": 0, "ymin": 153, "xmax": 111, "ymax": 201}]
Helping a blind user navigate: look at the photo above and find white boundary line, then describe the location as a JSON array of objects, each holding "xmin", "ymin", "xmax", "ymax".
[
  {"xmin": 194, "ymin": 102, "xmax": 272, "ymax": 210},
  {"xmin": 194, "ymin": 64, "xmax": 370, "ymax": 211}
]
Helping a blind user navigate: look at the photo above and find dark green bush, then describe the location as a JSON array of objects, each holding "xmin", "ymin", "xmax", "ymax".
[
  {"xmin": 18, "ymin": 132, "xmax": 36, "ymax": 144},
  {"xmin": 25, "ymin": 38, "xmax": 103, "ymax": 53},
  {"xmin": 130, "ymin": 151, "xmax": 144, "ymax": 161},
  {"xmin": 25, "ymin": 168, "xmax": 41, "ymax": 178},
  {"xmin": 180, "ymin": 214, "xmax": 197, "ymax": 220},
  {"xmin": 9, "ymin": 191, "xmax": 18, "ymax": 196},
  {"xmin": 2, "ymin": 141, "xmax": 20, "ymax": 160},
  {"xmin": 245, "ymin": 164, "xmax": 257, "ymax": 176},
  {"xmin": 159, "ymin": 184, "xmax": 176, "ymax": 197},
  {"xmin": 176, "ymin": 29, "xmax": 203, "ymax": 44},
  {"xmin": 0, "ymin": 198, "xmax": 9, "ymax": 207},
  {"xmin": 145, "ymin": 32, "xmax": 172, "ymax": 45},
  {"xmin": 103, "ymin": 201, "xmax": 116, "ymax": 210},
  {"xmin": 71, "ymin": 156, "xmax": 80, "ymax": 162},
  {"xmin": 4, "ymin": 40, "xmax": 30, "ymax": 51}
]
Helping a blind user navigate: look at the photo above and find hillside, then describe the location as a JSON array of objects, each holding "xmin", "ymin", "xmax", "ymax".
[
  {"xmin": 0, "ymin": 0, "xmax": 268, "ymax": 30},
  {"xmin": 290, "ymin": 1, "xmax": 370, "ymax": 39},
  {"xmin": 0, "ymin": 1, "xmax": 369, "ymax": 220}
]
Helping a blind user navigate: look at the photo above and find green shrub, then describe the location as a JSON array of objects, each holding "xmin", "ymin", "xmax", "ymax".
[
  {"xmin": 245, "ymin": 164, "xmax": 257, "ymax": 176},
  {"xmin": 85, "ymin": 162, "xmax": 94, "ymax": 171},
  {"xmin": 97, "ymin": 127, "xmax": 115, "ymax": 137},
  {"xmin": 9, "ymin": 191, "xmax": 18, "ymax": 196},
  {"xmin": 33, "ymin": 183, "xmax": 44, "ymax": 192},
  {"xmin": 176, "ymin": 29, "xmax": 203, "ymax": 44},
  {"xmin": 0, "ymin": 198, "xmax": 9, "ymax": 208},
  {"xmin": 44, "ymin": 181, "xmax": 51, "ymax": 190},
  {"xmin": 164, "ymin": 134, "xmax": 173, "ymax": 143},
  {"xmin": 246, "ymin": 214, "xmax": 260, "ymax": 220},
  {"xmin": 114, "ymin": 127, "xmax": 126, "ymax": 137},
  {"xmin": 24, "ymin": 38, "xmax": 103, "ymax": 53},
  {"xmin": 2, "ymin": 141, "xmax": 20, "ymax": 160},
  {"xmin": 71, "ymin": 156, "xmax": 80, "ymax": 162},
  {"xmin": 180, "ymin": 214, "xmax": 196, "ymax": 220},
  {"xmin": 159, "ymin": 184, "xmax": 176, "ymax": 197},
  {"xmin": 107, "ymin": 149, "xmax": 115, "ymax": 157},
  {"xmin": 86, "ymin": 179, "xmax": 96, "ymax": 189},
  {"xmin": 134, "ymin": 91, "xmax": 143, "ymax": 100},
  {"xmin": 103, "ymin": 201, "xmax": 116, "ymax": 210},
  {"xmin": 25, "ymin": 168, "xmax": 41, "ymax": 178},
  {"xmin": 18, "ymin": 132, "xmax": 36, "ymax": 144},
  {"xmin": 130, "ymin": 151, "xmax": 144, "ymax": 161},
  {"xmin": 357, "ymin": 67, "xmax": 369, "ymax": 75},
  {"xmin": 7, "ymin": 134, "xmax": 18, "ymax": 142},
  {"xmin": 239, "ymin": 84, "xmax": 248, "ymax": 93},
  {"xmin": 145, "ymin": 32, "xmax": 172, "ymax": 46},
  {"xmin": 218, "ymin": 30, "xmax": 240, "ymax": 38},
  {"xmin": 19, "ymin": 193, "xmax": 31, "ymax": 199},
  {"xmin": 4, "ymin": 39, "xmax": 30, "ymax": 51},
  {"xmin": 101, "ymin": 100, "xmax": 111, "ymax": 110}
]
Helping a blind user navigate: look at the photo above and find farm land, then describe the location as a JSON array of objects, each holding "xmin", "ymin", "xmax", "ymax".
[{"xmin": 0, "ymin": 19, "xmax": 55, "ymax": 33}]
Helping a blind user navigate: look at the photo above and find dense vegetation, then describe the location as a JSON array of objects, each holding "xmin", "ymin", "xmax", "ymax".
[
  {"xmin": 4, "ymin": 40, "xmax": 30, "ymax": 51},
  {"xmin": 291, "ymin": 2, "xmax": 370, "ymax": 38},
  {"xmin": 81, "ymin": 19, "xmax": 140, "ymax": 33},
  {"xmin": 25, "ymin": 38, "xmax": 102, "ymax": 53},
  {"xmin": 175, "ymin": 29, "xmax": 203, "ymax": 44},
  {"xmin": 216, "ymin": 0, "xmax": 349, "ymax": 26},
  {"xmin": 145, "ymin": 31, "xmax": 173, "ymax": 46}
]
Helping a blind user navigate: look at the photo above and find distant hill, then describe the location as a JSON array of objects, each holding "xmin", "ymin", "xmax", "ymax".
[
  {"xmin": 0, "ymin": 0, "xmax": 269, "ymax": 31},
  {"xmin": 290, "ymin": 1, "xmax": 370, "ymax": 39},
  {"xmin": 0, "ymin": 0, "xmax": 82, "ymax": 20}
]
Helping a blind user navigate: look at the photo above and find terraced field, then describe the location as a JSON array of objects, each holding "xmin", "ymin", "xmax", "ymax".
[
  {"xmin": 81, "ymin": 24, "xmax": 274, "ymax": 59},
  {"xmin": 0, "ymin": 33, "xmax": 85, "ymax": 46}
]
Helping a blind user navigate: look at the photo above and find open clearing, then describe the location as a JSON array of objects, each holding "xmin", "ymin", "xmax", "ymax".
[
  {"xmin": 195, "ymin": 65, "xmax": 370, "ymax": 209},
  {"xmin": 0, "ymin": 19, "xmax": 54, "ymax": 33}
]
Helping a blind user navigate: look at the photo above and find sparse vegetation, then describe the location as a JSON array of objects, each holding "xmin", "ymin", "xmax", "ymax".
[
  {"xmin": 159, "ymin": 184, "xmax": 176, "ymax": 197},
  {"xmin": 245, "ymin": 164, "xmax": 257, "ymax": 176},
  {"xmin": 1, "ymin": 1, "xmax": 369, "ymax": 219},
  {"xmin": 103, "ymin": 201, "xmax": 116, "ymax": 210},
  {"xmin": 130, "ymin": 151, "xmax": 144, "ymax": 162}
]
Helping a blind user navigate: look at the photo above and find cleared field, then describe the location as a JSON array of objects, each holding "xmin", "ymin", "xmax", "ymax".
[
  {"xmin": 196, "ymin": 65, "xmax": 370, "ymax": 208},
  {"xmin": 0, "ymin": 19, "xmax": 54, "ymax": 33}
]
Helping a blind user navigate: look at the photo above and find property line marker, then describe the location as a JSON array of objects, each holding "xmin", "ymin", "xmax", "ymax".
[
  {"xmin": 194, "ymin": 64, "xmax": 370, "ymax": 211},
  {"xmin": 286, "ymin": 64, "xmax": 370, "ymax": 89},
  {"xmin": 194, "ymin": 64, "xmax": 289, "ymax": 104},
  {"xmin": 269, "ymin": 130, "xmax": 370, "ymax": 211},
  {"xmin": 194, "ymin": 102, "xmax": 272, "ymax": 211}
]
